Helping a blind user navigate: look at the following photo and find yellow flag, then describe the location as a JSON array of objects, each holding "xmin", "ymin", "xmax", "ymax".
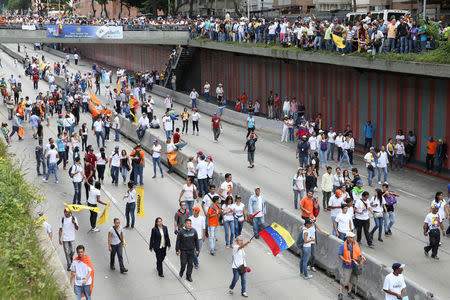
[
  {"xmin": 39, "ymin": 61, "xmax": 46, "ymax": 69},
  {"xmin": 332, "ymin": 34, "xmax": 346, "ymax": 49},
  {"xmin": 130, "ymin": 110, "xmax": 137, "ymax": 125},
  {"xmin": 63, "ymin": 202, "xmax": 100, "ymax": 213},
  {"xmin": 136, "ymin": 187, "xmax": 145, "ymax": 218},
  {"xmin": 89, "ymin": 89, "xmax": 102, "ymax": 106},
  {"xmin": 116, "ymin": 80, "xmax": 121, "ymax": 95},
  {"xmin": 96, "ymin": 200, "xmax": 111, "ymax": 226}
]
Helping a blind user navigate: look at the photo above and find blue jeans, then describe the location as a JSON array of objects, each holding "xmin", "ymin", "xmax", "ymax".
[
  {"xmin": 313, "ymin": 36, "xmax": 322, "ymax": 50},
  {"xmin": 198, "ymin": 178, "xmax": 208, "ymax": 197},
  {"xmin": 384, "ymin": 211, "xmax": 395, "ymax": 232},
  {"xmin": 165, "ymin": 130, "xmax": 171, "ymax": 139},
  {"xmin": 185, "ymin": 200, "xmax": 194, "ymax": 216},
  {"xmin": 229, "ymin": 268, "xmax": 246, "ymax": 294},
  {"xmin": 319, "ymin": 150, "xmax": 327, "ymax": 166},
  {"xmin": 300, "ymin": 246, "xmax": 312, "ymax": 277},
  {"xmin": 252, "ymin": 216, "xmax": 264, "ymax": 236},
  {"xmin": 327, "ymin": 143, "xmax": 335, "ymax": 160},
  {"xmin": 175, "ymin": 141, "xmax": 187, "ymax": 150},
  {"xmin": 294, "ymin": 189, "xmax": 305, "ymax": 210},
  {"xmin": 95, "ymin": 131, "xmax": 105, "ymax": 148},
  {"xmin": 387, "ymin": 38, "xmax": 395, "ymax": 52},
  {"xmin": 74, "ymin": 284, "xmax": 91, "ymax": 300},
  {"xmin": 208, "ymin": 226, "xmax": 218, "ymax": 253},
  {"xmin": 377, "ymin": 167, "xmax": 388, "ymax": 183},
  {"xmin": 73, "ymin": 181, "xmax": 82, "ymax": 204},
  {"xmin": 298, "ymin": 156, "xmax": 308, "ymax": 168},
  {"xmin": 46, "ymin": 163, "xmax": 58, "ymax": 182},
  {"xmin": 134, "ymin": 163, "xmax": 144, "ymax": 185},
  {"xmin": 194, "ymin": 239, "xmax": 202, "ymax": 266},
  {"xmin": 111, "ymin": 166, "xmax": 119, "ymax": 184},
  {"xmin": 37, "ymin": 158, "xmax": 46, "ymax": 175},
  {"xmin": 205, "ymin": 92, "xmax": 210, "ymax": 102},
  {"xmin": 136, "ymin": 127, "xmax": 147, "ymax": 140},
  {"xmin": 394, "ymin": 154, "xmax": 403, "ymax": 169},
  {"xmin": 367, "ymin": 167, "xmax": 375, "ymax": 185},
  {"xmin": 420, "ymin": 40, "xmax": 427, "ymax": 53},
  {"xmin": 339, "ymin": 151, "xmax": 352, "ymax": 168},
  {"xmin": 234, "ymin": 217, "xmax": 244, "ymax": 237},
  {"xmin": 370, "ymin": 216, "xmax": 384, "ymax": 239},
  {"xmin": 224, "ymin": 220, "xmax": 235, "ymax": 245},
  {"xmin": 288, "ymin": 128, "xmax": 294, "ymax": 142},
  {"xmin": 191, "ymin": 99, "xmax": 197, "ymax": 110},
  {"xmin": 399, "ymin": 36, "xmax": 407, "ymax": 53},
  {"xmin": 338, "ymin": 231, "xmax": 346, "ymax": 241},
  {"xmin": 152, "ymin": 157, "xmax": 163, "ymax": 176},
  {"xmin": 125, "ymin": 202, "xmax": 136, "ymax": 228},
  {"xmin": 331, "ymin": 216, "xmax": 336, "ymax": 236},
  {"xmin": 121, "ymin": 166, "xmax": 128, "ymax": 182},
  {"xmin": 114, "ymin": 129, "xmax": 120, "ymax": 141}
]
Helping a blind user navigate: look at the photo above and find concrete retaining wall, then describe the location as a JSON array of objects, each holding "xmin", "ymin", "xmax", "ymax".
[
  {"xmin": 116, "ymin": 115, "xmax": 436, "ymax": 300},
  {"xmin": 151, "ymin": 85, "xmax": 283, "ymax": 135}
]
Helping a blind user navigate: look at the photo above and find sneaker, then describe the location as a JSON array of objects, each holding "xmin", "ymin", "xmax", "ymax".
[
  {"xmin": 152, "ymin": 175, "xmax": 156, "ymax": 178},
  {"xmin": 304, "ymin": 275, "xmax": 313, "ymax": 280},
  {"xmin": 368, "ymin": 244, "xmax": 375, "ymax": 248},
  {"xmin": 424, "ymin": 250, "xmax": 429, "ymax": 256},
  {"xmin": 338, "ymin": 293, "xmax": 343, "ymax": 300},
  {"xmin": 229, "ymin": 290, "xmax": 233, "ymax": 295},
  {"xmin": 186, "ymin": 277, "xmax": 193, "ymax": 282},
  {"xmin": 92, "ymin": 227, "xmax": 100, "ymax": 232},
  {"xmin": 307, "ymin": 266, "xmax": 311, "ymax": 271},
  {"xmin": 196, "ymin": 133, "xmax": 199, "ymax": 136},
  {"xmin": 431, "ymin": 256, "xmax": 439, "ymax": 260},
  {"xmin": 378, "ymin": 238, "xmax": 383, "ymax": 242},
  {"xmin": 384, "ymin": 181, "xmax": 389, "ymax": 185},
  {"xmin": 348, "ymin": 292, "xmax": 355, "ymax": 299},
  {"xmin": 210, "ymin": 251, "xmax": 215, "ymax": 256},
  {"xmin": 311, "ymin": 266, "xmax": 317, "ymax": 272},
  {"xmin": 67, "ymin": 266, "xmax": 71, "ymax": 271},
  {"xmin": 55, "ymin": 181, "xmax": 59, "ymax": 184},
  {"xmin": 378, "ymin": 181, "xmax": 382, "ymax": 185},
  {"xmin": 194, "ymin": 265, "xmax": 199, "ymax": 269},
  {"xmin": 192, "ymin": 133, "xmax": 195, "ymax": 135},
  {"xmin": 42, "ymin": 178, "xmax": 48, "ymax": 182},
  {"xmin": 179, "ymin": 271, "xmax": 183, "ymax": 278},
  {"xmin": 120, "ymin": 268, "xmax": 128, "ymax": 273},
  {"xmin": 110, "ymin": 266, "xmax": 115, "ymax": 270},
  {"xmin": 241, "ymin": 292, "xmax": 248, "ymax": 297}
]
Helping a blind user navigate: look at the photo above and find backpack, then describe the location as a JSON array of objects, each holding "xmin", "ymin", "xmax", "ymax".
[
  {"xmin": 320, "ymin": 141, "xmax": 327, "ymax": 151},
  {"xmin": 384, "ymin": 194, "xmax": 397, "ymax": 206},
  {"xmin": 132, "ymin": 149, "xmax": 141, "ymax": 165},
  {"xmin": 177, "ymin": 209, "xmax": 189, "ymax": 217},
  {"xmin": 296, "ymin": 229, "xmax": 304, "ymax": 248}
]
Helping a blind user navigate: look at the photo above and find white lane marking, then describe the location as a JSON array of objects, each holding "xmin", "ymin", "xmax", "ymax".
[{"xmin": 397, "ymin": 189, "xmax": 419, "ymax": 198}]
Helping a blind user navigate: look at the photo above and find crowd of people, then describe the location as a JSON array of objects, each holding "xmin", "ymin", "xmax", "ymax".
[{"xmin": 1, "ymin": 42, "xmax": 449, "ymax": 300}]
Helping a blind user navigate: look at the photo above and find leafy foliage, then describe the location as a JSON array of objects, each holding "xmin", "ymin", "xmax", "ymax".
[{"xmin": 0, "ymin": 141, "xmax": 65, "ymax": 299}]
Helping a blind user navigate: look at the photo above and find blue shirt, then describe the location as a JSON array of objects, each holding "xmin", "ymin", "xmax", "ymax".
[
  {"xmin": 338, "ymin": 241, "xmax": 360, "ymax": 269},
  {"xmin": 56, "ymin": 138, "xmax": 65, "ymax": 152},
  {"xmin": 29, "ymin": 115, "xmax": 40, "ymax": 128},
  {"xmin": 418, "ymin": 25, "xmax": 427, "ymax": 42},
  {"xmin": 247, "ymin": 117, "xmax": 255, "ymax": 128},
  {"xmin": 297, "ymin": 141, "xmax": 309, "ymax": 157},
  {"xmin": 364, "ymin": 125, "xmax": 373, "ymax": 138}
]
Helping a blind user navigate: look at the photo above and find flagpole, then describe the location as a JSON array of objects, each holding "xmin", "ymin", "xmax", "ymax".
[{"xmin": 123, "ymin": 246, "xmax": 129, "ymax": 264}]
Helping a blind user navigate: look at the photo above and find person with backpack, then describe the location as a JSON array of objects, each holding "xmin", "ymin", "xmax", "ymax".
[
  {"xmin": 174, "ymin": 201, "xmax": 190, "ymax": 235},
  {"xmin": 382, "ymin": 184, "xmax": 399, "ymax": 236},
  {"xmin": 108, "ymin": 218, "xmax": 128, "ymax": 273},
  {"xmin": 244, "ymin": 133, "xmax": 258, "ymax": 168},
  {"xmin": 59, "ymin": 208, "xmax": 79, "ymax": 271},
  {"xmin": 130, "ymin": 144, "xmax": 145, "ymax": 186},
  {"xmin": 70, "ymin": 157, "xmax": 84, "ymax": 205},
  {"xmin": 318, "ymin": 132, "xmax": 328, "ymax": 168}
]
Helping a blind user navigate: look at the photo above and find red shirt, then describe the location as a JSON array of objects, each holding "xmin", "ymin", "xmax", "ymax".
[
  {"xmin": 85, "ymin": 153, "xmax": 97, "ymax": 168},
  {"xmin": 32, "ymin": 74, "xmax": 39, "ymax": 83},
  {"xmin": 173, "ymin": 132, "xmax": 180, "ymax": 144},
  {"xmin": 211, "ymin": 116, "xmax": 221, "ymax": 129}
]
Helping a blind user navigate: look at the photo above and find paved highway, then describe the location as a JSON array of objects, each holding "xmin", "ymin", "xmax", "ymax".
[{"xmin": 0, "ymin": 46, "xmax": 339, "ymax": 300}]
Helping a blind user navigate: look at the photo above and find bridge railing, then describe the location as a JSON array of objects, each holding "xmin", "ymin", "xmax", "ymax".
[{"xmin": 0, "ymin": 23, "xmax": 189, "ymax": 31}]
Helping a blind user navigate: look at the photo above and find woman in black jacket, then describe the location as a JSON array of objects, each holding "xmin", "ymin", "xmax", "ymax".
[{"xmin": 149, "ymin": 217, "xmax": 171, "ymax": 277}]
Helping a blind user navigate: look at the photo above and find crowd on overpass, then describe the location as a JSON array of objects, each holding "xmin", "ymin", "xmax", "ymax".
[
  {"xmin": 190, "ymin": 14, "xmax": 449, "ymax": 54},
  {"xmin": 0, "ymin": 43, "xmax": 449, "ymax": 300}
]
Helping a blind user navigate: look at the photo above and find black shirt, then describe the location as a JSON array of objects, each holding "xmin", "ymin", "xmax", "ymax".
[{"xmin": 175, "ymin": 228, "xmax": 199, "ymax": 252}]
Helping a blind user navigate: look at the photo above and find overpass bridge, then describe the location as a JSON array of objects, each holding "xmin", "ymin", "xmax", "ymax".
[{"xmin": 0, "ymin": 24, "xmax": 189, "ymax": 44}]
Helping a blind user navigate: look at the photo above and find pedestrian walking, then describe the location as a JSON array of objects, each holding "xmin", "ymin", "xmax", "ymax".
[
  {"xmin": 354, "ymin": 191, "xmax": 374, "ymax": 248},
  {"xmin": 423, "ymin": 203, "xmax": 445, "ymax": 260},
  {"xmin": 370, "ymin": 189, "xmax": 386, "ymax": 242},
  {"xmin": 211, "ymin": 112, "xmax": 222, "ymax": 142},
  {"xmin": 338, "ymin": 232, "xmax": 365, "ymax": 300},
  {"xmin": 174, "ymin": 201, "xmax": 190, "ymax": 234},
  {"xmin": 70, "ymin": 245, "xmax": 93, "ymax": 300},
  {"xmin": 334, "ymin": 204, "xmax": 353, "ymax": 240},
  {"xmin": 70, "ymin": 157, "xmax": 84, "ymax": 205},
  {"xmin": 293, "ymin": 168, "xmax": 306, "ymax": 209},
  {"xmin": 130, "ymin": 144, "xmax": 145, "ymax": 185},
  {"xmin": 248, "ymin": 187, "xmax": 266, "ymax": 238},
  {"xmin": 207, "ymin": 196, "xmax": 221, "ymax": 255},
  {"xmin": 321, "ymin": 166, "xmax": 333, "ymax": 210},
  {"xmin": 190, "ymin": 207, "xmax": 205, "ymax": 269},
  {"xmin": 109, "ymin": 146, "xmax": 121, "ymax": 186},
  {"xmin": 383, "ymin": 263, "xmax": 406, "ymax": 300},
  {"xmin": 175, "ymin": 219, "xmax": 199, "ymax": 282},
  {"xmin": 108, "ymin": 218, "xmax": 128, "ymax": 273},
  {"xmin": 228, "ymin": 236, "xmax": 251, "ymax": 297},
  {"xmin": 95, "ymin": 147, "xmax": 108, "ymax": 183},
  {"xmin": 364, "ymin": 147, "xmax": 377, "ymax": 186},
  {"xmin": 35, "ymin": 139, "xmax": 45, "ymax": 175},
  {"xmin": 120, "ymin": 149, "xmax": 130, "ymax": 185},
  {"xmin": 43, "ymin": 143, "xmax": 59, "ymax": 183},
  {"xmin": 59, "ymin": 208, "xmax": 79, "ymax": 271},
  {"xmin": 123, "ymin": 181, "xmax": 137, "ymax": 229},
  {"xmin": 150, "ymin": 217, "xmax": 171, "ymax": 277},
  {"xmin": 383, "ymin": 184, "xmax": 399, "ymax": 236},
  {"xmin": 222, "ymin": 196, "xmax": 235, "ymax": 248},
  {"xmin": 178, "ymin": 177, "xmax": 198, "ymax": 215},
  {"xmin": 192, "ymin": 108, "xmax": 200, "ymax": 136},
  {"xmin": 244, "ymin": 133, "xmax": 258, "ymax": 168},
  {"xmin": 151, "ymin": 139, "xmax": 163, "ymax": 178},
  {"xmin": 86, "ymin": 181, "xmax": 107, "ymax": 232},
  {"xmin": 196, "ymin": 154, "xmax": 208, "ymax": 197}
]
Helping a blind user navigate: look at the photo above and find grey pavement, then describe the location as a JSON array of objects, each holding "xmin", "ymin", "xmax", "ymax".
[
  {"xmin": 0, "ymin": 48, "xmax": 338, "ymax": 300},
  {"xmin": 4, "ymin": 43, "xmax": 450, "ymax": 298}
]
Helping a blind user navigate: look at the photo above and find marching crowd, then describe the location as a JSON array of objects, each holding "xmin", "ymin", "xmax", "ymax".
[{"xmin": 1, "ymin": 44, "xmax": 449, "ymax": 300}]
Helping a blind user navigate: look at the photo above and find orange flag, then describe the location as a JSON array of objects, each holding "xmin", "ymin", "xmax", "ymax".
[
  {"xmin": 116, "ymin": 80, "xmax": 121, "ymax": 95},
  {"xmin": 166, "ymin": 152, "xmax": 178, "ymax": 165},
  {"xmin": 89, "ymin": 89, "xmax": 102, "ymax": 106},
  {"xmin": 89, "ymin": 101, "xmax": 99, "ymax": 118}
]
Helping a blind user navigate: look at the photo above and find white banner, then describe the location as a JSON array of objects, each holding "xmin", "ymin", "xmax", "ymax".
[{"xmin": 22, "ymin": 24, "xmax": 36, "ymax": 31}]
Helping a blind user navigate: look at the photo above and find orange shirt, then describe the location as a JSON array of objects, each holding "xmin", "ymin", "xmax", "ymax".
[
  {"xmin": 208, "ymin": 204, "xmax": 220, "ymax": 226},
  {"xmin": 130, "ymin": 148, "xmax": 145, "ymax": 164},
  {"xmin": 240, "ymin": 94, "xmax": 247, "ymax": 104},
  {"xmin": 427, "ymin": 141, "xmax": 437, "ymax": 155},
  {"xmin": 300, "ymin": 196, "xmax": 314, "ymax": 218}
]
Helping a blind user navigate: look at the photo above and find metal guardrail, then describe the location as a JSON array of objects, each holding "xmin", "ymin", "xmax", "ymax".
[{"xmin": 0, "ymin": 23, "xmax": 189, "ymax": 31}]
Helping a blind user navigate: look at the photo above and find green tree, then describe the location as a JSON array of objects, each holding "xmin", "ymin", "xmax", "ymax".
[
  {"xmin": 7, "ymin": 0, "xmax": 31, "ymax": 10},
  {"xmin": 141, "ymin": 0, "xmax": 168, "ymax": 16},
  {"xmin": 97, "ymin": 0, "xmax": 109, "ymax": 18}
]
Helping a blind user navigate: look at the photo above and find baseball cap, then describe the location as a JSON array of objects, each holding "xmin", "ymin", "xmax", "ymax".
[
  {"xmin": 115, "ymin": 145, "xmax": 119, "ymax": 149},
  {"xmin": 346, "ymin": 232, "xmax": 356, "ymax": 238},
  {"xmin": 235, "ymin": 194, "xmax": 241, "ymax": 199},
  {"xmin": 197, "ymin": 151, "xmax": 203, "ymax": 155},
  {"xmin": 213, "ymin": 112, "xmax": 217, "ymax": 115},
  {"xmin": 192, "ymin": 207, "xmax": 201, "ymax": 212},
  {"xmin": 336, "ymin": 190, "xmax": 343, "ymax": 198},
  {"xmin": 431, "ymin": 203, "xmax": 440, "ymax": 209},
  {"xmin": 356, "ymin": 180, "xmax": 363, "ymax": 185},
  {"xmin": 38, "ymin": 211, "xmax": 44, "ymax": 216},
  {"xmin": 200, "ymin": 154, "xmax": 205, "ymax": 160},
  {"xmin": 153, "ymin": 138, "xmax": 158, "ymax": 143},
  {"xmin": 392, "ymin": 263, "xmax": 405, "ymax": 271},
  {"xmin": 193, "ymin": 108, "xmax": 197, "ymax": 111},
  {"xmin": 207, "ymin": 155, "xmax": 212, "ymax": 159}
]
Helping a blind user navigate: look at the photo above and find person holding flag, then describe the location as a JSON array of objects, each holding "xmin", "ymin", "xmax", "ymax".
[
  {"xmin": 229, "ymin": 236, "xmax": 251, "ymax": 297},
  {"xmin": 85, "ymin": 181, "xmax": 107, "ymax": 232},
  {"xmin": 108, "ymin": 218, "xmax": 128, "ymax": 273},
  {"xmin": 247, "ymin": 186, "xmax": 266, "ymax": 239},
  {"xmin": 71, "ymin": 245, "xmax": 94, "ymax": 300},
  {"xmin": 123, "ymin": 181, "xmax": 137, "ymax": 229}
]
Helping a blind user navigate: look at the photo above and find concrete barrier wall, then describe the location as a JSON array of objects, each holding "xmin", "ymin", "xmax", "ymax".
[
  {"xmin": 116, "ymin": 115, "xmax": 436, "ymax": 300},
  {"xmin": 151, "ymin": 85, "xmax": 283, "ymax": 135},
  {"xmin": 1, "ymin": 43, "xmax": 435, "ymax": 300}
]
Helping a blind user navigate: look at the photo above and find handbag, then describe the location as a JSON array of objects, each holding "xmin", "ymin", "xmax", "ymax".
[
  {"xmin": 233, "ymin": 249, "xmax": 247, "ymax": 275},
  {"xmin": 373, "ymin": 212, "xmax": 383, "ymax": 218}
]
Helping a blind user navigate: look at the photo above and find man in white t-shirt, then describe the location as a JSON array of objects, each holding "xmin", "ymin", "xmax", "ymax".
[
  {"xmin": 162, "ymin": 112, "xmax": 173, "ymax": 138},
  {"xmin": 383, "ymin": 263, "xmax": 406, "ymax": 300},
  {"xmin": 44, "ymin": 144, "xmax": 59, "ymax": 183},
  {"xmin": 70, "ymin": 157, "xmax": 84, "ymax": 204},
  {"xmin": 364, "ymin": 147, "xmax": 377, "ymax": 186},
  {"xmin": 196, "ymin": 155, "xmax": 208, "ymax": 197},
  {"xmin": 423, "ymin": 203, "xmax": 445, "ymax": 259},
  {"xmin": 191, "ymin": 207, "xmax": 206, "ymax": 269},
  {"xmin": 334, "ymin": 205, "xmax": 353, "ymax": 240},
  {"xmin": 189, "ymin": 88, "xmax": 199, "ymax": 109},
  {"xmin": 93, "ymin": 116, "xmax": 105, "ymax": 148},
  {"xmin": 70, "ymin": 245, "xmax": 93, "ymax": 299},
  {"xmin": 109, "ymin": 145, "xmax": 121, "ymax": 186},
  {"xmin": 377, "ymin": 146, "xmax": 389, "ymax": 184},
  {"xmin": 203, "ymin": 81, "xmax": 211, "ymax": 102},
  {"xmin": 74, "ymin": 53, "xmax": 79, "ymax": 65},
  {"xmin": 354, "ymin": 191, "xmax": 374, "ymax": 248},
  {"xmin": 59, "ymin": 208, "xmax": 79, "ymax": 271},
  {"xmin": 308, "ymin": 132, "xmax": 318, "ymax": 159},
  {"xmin": 137, "ymin": 112, "xmax": 149, "ymax": 140},
  {"xmin": 328, "ymin": 190, "xmax": 344, "ymax": 236},
  {"xmin": 219, "ymin": 173, "xmax": 233, "ymax": 201},
  {"xmin": 327, "ymin": 127, "xmax": 337, "ymax": 160},
  {"xmin": 112, "ymin": 113, "xmax": 120, "ymax": 141}
]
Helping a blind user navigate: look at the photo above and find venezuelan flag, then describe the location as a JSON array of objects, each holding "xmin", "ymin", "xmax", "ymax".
[{"xmin": 258, "ymin": 223, "xmax": 295, "ymax": 256}]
